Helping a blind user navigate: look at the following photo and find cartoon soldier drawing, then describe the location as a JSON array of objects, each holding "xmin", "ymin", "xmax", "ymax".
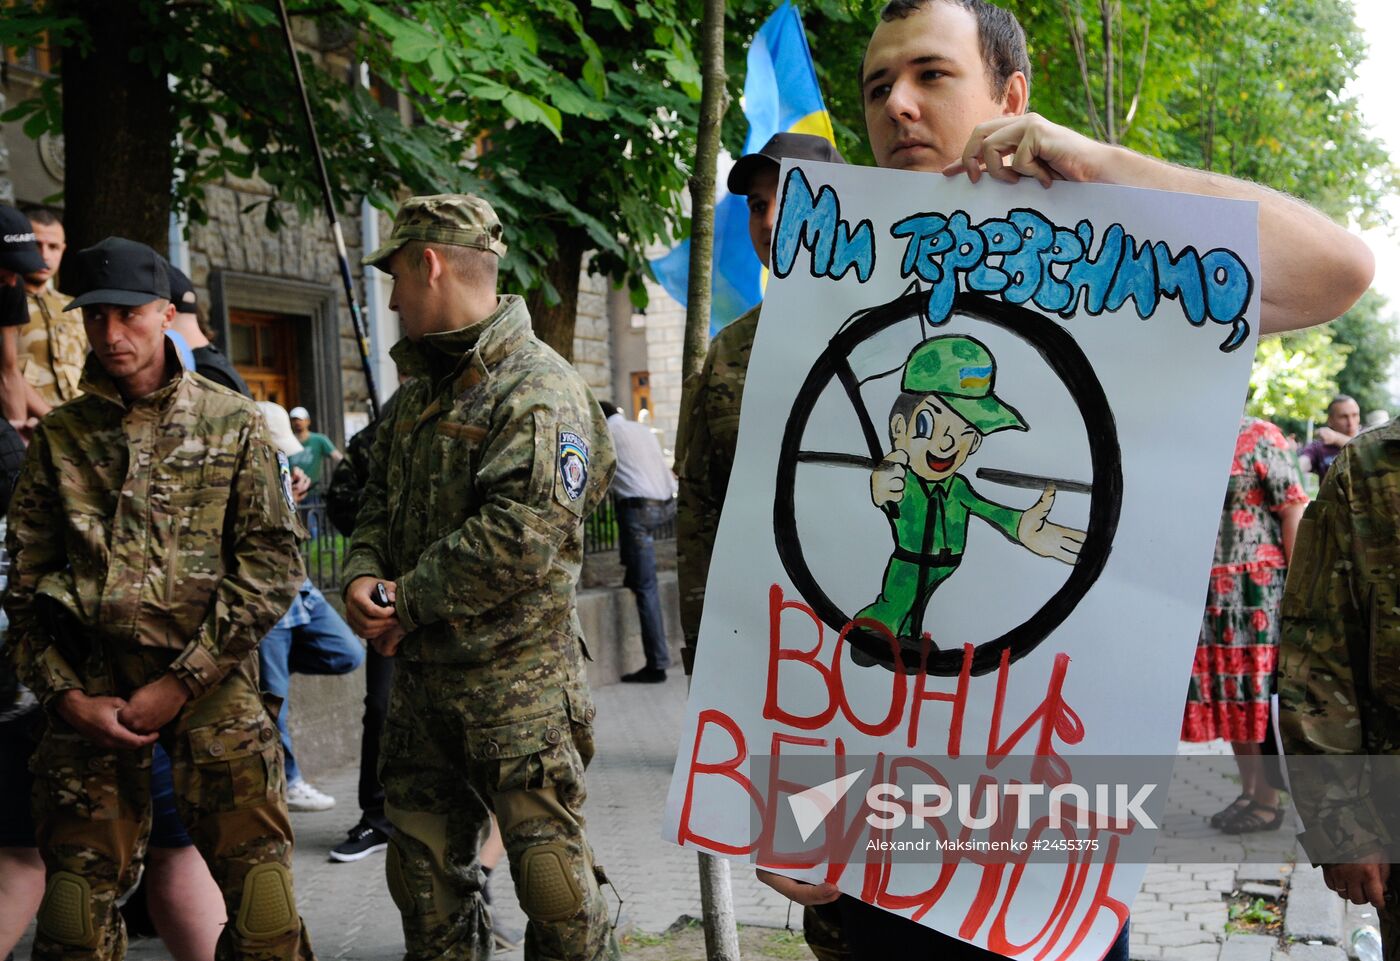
[{"xmin": 857, "ymin": 334, "xmax": 1086, "ymax": 643}]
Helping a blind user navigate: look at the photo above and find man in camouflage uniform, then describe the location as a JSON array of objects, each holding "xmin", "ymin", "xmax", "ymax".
[
  {"xmin": 1279, "ymin": 421, "xmax": 1400, "ymax": 954},
  {"xmin": 673, "ymin": 132, "xmax": 847, "ymax": 961},
  {"xmin": 343, "ymin": 194, "xmax": 618, "ymax": 961},
  {"xmin": 5, "ymin": 236, "xmax": 315, "ymax": 961},
  {"xmin": 19, "ymin": 207, "xmax": 86, "ymax": 412}
]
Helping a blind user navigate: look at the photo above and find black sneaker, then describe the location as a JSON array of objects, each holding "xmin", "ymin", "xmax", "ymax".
[
  {"xmin": 621, "ymin": 666, "xmax": 666, "ymax": 683},
  {"xmin": 328, "ymin": 821, "xmax": 390, "ymax": 862}
]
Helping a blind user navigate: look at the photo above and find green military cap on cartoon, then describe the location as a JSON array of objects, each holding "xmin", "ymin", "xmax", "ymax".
[
  {"xmin": 362, "ymin": 193, "xmax": 508, "ymax": 268},
  {"xmin": 856, "ymin": 334, "xmax": 1085, "ymax": 650},
  {"xmin": 901, "ymin": 334, "xmax": 1027, "ymax": 434}
]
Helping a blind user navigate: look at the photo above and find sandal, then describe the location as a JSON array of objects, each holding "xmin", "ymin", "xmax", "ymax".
[
  {"xmin": 1219, "ymin": 800, "xmax": 1284, "ymax": 834},
  {"xmin": 1209, "ymin": 794, "xmax": 1253, "ymax": 828}
]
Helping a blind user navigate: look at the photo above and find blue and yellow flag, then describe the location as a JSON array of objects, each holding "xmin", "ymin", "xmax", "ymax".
[{"xmin": 650, "ymin": 1, "xmax": 835, "ymax": 335}]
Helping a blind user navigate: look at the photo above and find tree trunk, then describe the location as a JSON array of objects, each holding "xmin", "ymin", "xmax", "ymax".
[
  {"xmin": 526, "ymin": 225, "xmax": 587, "ymax": 362},
  {"xmin": 681, "ymin": 0, "xmax": 727, "ymax": 384},
  {"xmin": 682, "ymin": 2, "xmax": 740, "ymax": 957},
  {"xmin": 60, "ymin": 0, "xmax": 173, "ymax": 253}
]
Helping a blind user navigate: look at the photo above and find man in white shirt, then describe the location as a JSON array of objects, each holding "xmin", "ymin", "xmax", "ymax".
[{"xmin": 602, "ymin": 401, "xmax": 677, "ymax": 683}]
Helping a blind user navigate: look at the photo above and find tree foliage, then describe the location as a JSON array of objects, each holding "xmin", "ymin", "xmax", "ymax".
[
  {"xmin": 1247, "ymin": 328, "xmax": 1348, "ymax": 431},
  {"xmin": 0, "ymin": 0, "xmax": 702, "ymax": 353},
  {"xmin": 1330, "ymin": 290, "xmax": 1400, "ymax": 416}
]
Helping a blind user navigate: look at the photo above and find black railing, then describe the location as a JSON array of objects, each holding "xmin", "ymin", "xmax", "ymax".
[
  {"xmin": 301, "ymin": 491, "xmax": 662, "ymax": 589},
  {"xmin": 583, "ymin": 491, "xmax": 676, "ymax": 553},
  {"xmin": 297, "ymin": 499, "xmax": 349, "ymax": 593}
]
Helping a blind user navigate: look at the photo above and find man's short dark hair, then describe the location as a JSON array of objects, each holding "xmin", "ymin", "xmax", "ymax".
[
  {"xmin": 599, "ymin": 400, "xmax": 619, "ymax": 419},
  {"xmin": 876, "ymin": 0, "xmax": 1031, "ymax": 99},
  {"xmin": 21, "ymin": 204, "xmax": 62, "ymax": 227},
  {"xmin": 1327, "ymin": 395, "xmax": 1357, "ymax": 414}
]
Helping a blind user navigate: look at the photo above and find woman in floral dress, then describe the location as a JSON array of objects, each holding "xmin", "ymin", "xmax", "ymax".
[{"xmin": 1183, "ymin": 417, "xmax": 1309, "ymax": 832}]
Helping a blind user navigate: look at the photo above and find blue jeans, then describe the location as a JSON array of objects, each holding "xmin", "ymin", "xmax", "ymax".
[
  {"xmin": 259, "ymin": 580, "xmax": 364, "ymax": 783},
  {"xmin": 616, "ymin": 498, "xmax": 675, "ymax": 670}
]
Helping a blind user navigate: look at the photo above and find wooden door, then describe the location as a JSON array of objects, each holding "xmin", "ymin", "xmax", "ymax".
[{"xmin": 229, "ymin": 309, "xmax": 299, "ymax": 406}]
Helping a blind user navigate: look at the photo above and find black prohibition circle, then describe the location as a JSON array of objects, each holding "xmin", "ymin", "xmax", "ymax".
[{"xmin": 772, "ymin": 290, "xmax": 1123, "ymax": 677}]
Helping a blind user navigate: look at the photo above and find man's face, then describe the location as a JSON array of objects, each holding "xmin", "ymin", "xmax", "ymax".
[
  {"xmin": 746, "ymin": 166, "xmax": 781, "ymax": 270},
  {"xmin": 1328, "ymin": 399, "xmax": 1361, "ymax": 437},
  {"xmin": 82, "ymin": 300, "xmax": 173, "ymax": 382},
  {"xmin": 385, "ymin": 248, "xmax": 433, "ymax": 341},
  {"xmin": 291, "ymin": 416, "xmax": 310, "ymax": 433},
  {"xmin": 862, "ymin": 2, "xmax": 1017, "ymax": 172},
  {"xmin": 28, "ymin": 220, "xmax": 65, "ymax": 285},
  {"xmin": 893, "ymin": 394, "xmax": 982, "ymax": 482}
]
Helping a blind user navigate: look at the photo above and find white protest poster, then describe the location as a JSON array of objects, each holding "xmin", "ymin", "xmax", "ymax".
[{"xmin": 663, "ymin": 160, "xmax": 1260, "ymax": 958}]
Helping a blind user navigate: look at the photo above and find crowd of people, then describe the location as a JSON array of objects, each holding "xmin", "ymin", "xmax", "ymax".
[{"xmin": 0, "ymin": 0, "xmax": 1393, "ymax": 960}]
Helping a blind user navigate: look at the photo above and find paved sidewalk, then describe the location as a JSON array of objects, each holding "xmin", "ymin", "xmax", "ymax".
[{"xmin": 15, "ymin": 678, "xmax": 1364, "ymax": 959}]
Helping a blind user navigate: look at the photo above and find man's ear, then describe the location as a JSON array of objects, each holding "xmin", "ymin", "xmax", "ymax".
[
  {"xmin": 160, "ymin": 301, "xmax": 176, "ymax": 330},
  {"xmin": 421, "ymin": 245, "xmax": 445, "ymax": 285},
  {"xmin": 890, "ymin": 413, "xmax": 908, "ymax": 449},
  {"xmin": 1000, "ymin": 71, "xmax": 1029, "ymax": 117},
  {"xmin": 969, "ymin": 433, "xmax": 983, "ymax": 455}
]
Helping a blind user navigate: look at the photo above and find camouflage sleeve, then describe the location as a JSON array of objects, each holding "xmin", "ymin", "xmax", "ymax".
[
  {"xmin": 169, "ymin": 413, "xmax": 305, "ymax": 697},
  {"xmin": 326, "ymin": 391, "xmax": 397, "ymax": 538},
  {"xmin": 675, "ymin": 361, "xmax": 718, "ymax": 653},
  {"xmin": 4, "ymin": 425, "xmax": 84, "ymax": 702},
  {"xmin": 393, "ymin": 385, "xmax": 616, "ymax": 637},
  {"xmin": 1278, "ymin": 451, "xmax": 1387, "ymax": 863},
  {"xmin": 341, "ymin": 398, "xmax": 401, "ymax": 592}
]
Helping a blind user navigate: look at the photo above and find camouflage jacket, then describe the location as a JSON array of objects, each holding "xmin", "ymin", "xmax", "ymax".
[
  {"xmin": 23, "ymin": 284, "xmax": 86, "ymax": 406},
  {"xmin": 4, "ymin": 351, "xmax": 304, "ymax": 703},
  {"xmin": 675, "ymin": 304, "xmax": 760, "ymax": 650},
  {"xmin": 341, "ymin": 296, "xmax": 615, "ymax": 697},
  {"xmin": 1279, "ymin": 421, "xmax": 1400, "ymax": 862}
]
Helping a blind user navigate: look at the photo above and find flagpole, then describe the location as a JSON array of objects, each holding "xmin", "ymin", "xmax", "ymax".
[{"xmin": 274, "ymin": 0, "xmax": 381, "ymax": 421}]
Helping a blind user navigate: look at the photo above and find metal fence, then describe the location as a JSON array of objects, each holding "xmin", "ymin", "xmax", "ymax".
[
  {"xmin": 583, "ymin": 491, "xmax": 676, "ymax": 553},
  {"xmin": 300, "ymin": 490, "xmax": 673, "ymax": 595},
  {"xmin": 297, "ymin": 500, "xmax": 349, "ymax": 594}
]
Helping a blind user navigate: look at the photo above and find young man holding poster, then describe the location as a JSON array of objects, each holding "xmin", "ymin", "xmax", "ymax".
[{"xmin": 744, "ymin": 0, "xmax": 1373, "ymax": 956}]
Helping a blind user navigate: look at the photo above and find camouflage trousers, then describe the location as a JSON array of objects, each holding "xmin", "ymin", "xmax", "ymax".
[
  {"xmin": 380, "ymin": 660, "xmax": 618, "ymax": 961},
  {"xmin": 1382, "ymin": 892, "xmax": 1400, "ymax": 961},
  {"xmin": 29, "ymin": 658, "xmax": 315, "ymax": 961},
  {"xmin": 803, "ymin": 902, "xmax": 849, "ymax": 961}
]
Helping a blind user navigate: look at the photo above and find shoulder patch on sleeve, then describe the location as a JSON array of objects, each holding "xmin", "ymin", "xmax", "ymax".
[
  {"xmin": 558, "ymin": 428, "xmax": 589, "ymax": 506},
  {"xmin": 277, "ymin": 451, "xmax": 296, "ymax": 511}
]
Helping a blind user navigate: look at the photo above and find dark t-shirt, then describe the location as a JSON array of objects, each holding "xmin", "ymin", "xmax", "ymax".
[
  {"xmin": 0, "ymin": 284, "xmax": 28, "ymax": 328},
  {"xmin": 193, "ymin": 344, "xmax": 251, "ymax": 398},
  {"xmin": 1300, "ymin": 438, "xmax": 1342, "ymax": 480}
]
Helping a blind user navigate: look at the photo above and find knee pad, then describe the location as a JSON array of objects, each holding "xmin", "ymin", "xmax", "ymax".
[
  {"xmin": 519, "ymin": 842, "xmax": 583, "ymax": 923},
  {"xmin": 36, "ymin": 871, "xmax": 96, "ymax": 948},
  {"xmin": 236, "ymin": 863, "xmax": 299, "ymax": 940}
]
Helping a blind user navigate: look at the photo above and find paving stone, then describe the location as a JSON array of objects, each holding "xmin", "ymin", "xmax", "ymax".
[
  {"xmin": 1217, "ymin": 933, "xmax": 1279, "ymax": 961},
  {"xmin": 1283, "ymin": 944, "xmax": 1348, "ymax": 961},
  {"xmin": 1284, "ymin": 866, "xmax": 1346, "ymax": 945},
  {"xmin": 1241, "ymin": 882, "xmax": 1285, "ymax": 900}
]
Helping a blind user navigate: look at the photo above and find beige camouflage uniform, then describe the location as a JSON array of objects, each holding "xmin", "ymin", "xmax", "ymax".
[
  {"xmin": 673, "ymin": 304, "xmax": 848, "ymax": 961},
  {"xmin": 345, "ymin": 195, "xmax": 619, "ymax": 961},
  {"xmin": 24, "ymin": 283, "xmax": 87, "ymax": 406},
  {"xmin": 1279, "ymin": 421, "xmax": 1400, "ymax": 956},
  {"xmin": 5, "ymin": 351, "xmax": 314, "ymax": 961}
]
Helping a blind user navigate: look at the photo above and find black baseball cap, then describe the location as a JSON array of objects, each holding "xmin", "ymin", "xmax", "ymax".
[
  {"xmin": 727, "ymin": 132, "xmax": 845, "ymax": 196},
  {"xmin": 61, "ymin": 237, "xmax": 171, "ymax": 311},
  {"xmin": 164, "ymin": 261, "xmax": 198, "ymax": 314},
  {"xmin": 0, "ymin": 205, "xmax": 45, "ymax": 275}
]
